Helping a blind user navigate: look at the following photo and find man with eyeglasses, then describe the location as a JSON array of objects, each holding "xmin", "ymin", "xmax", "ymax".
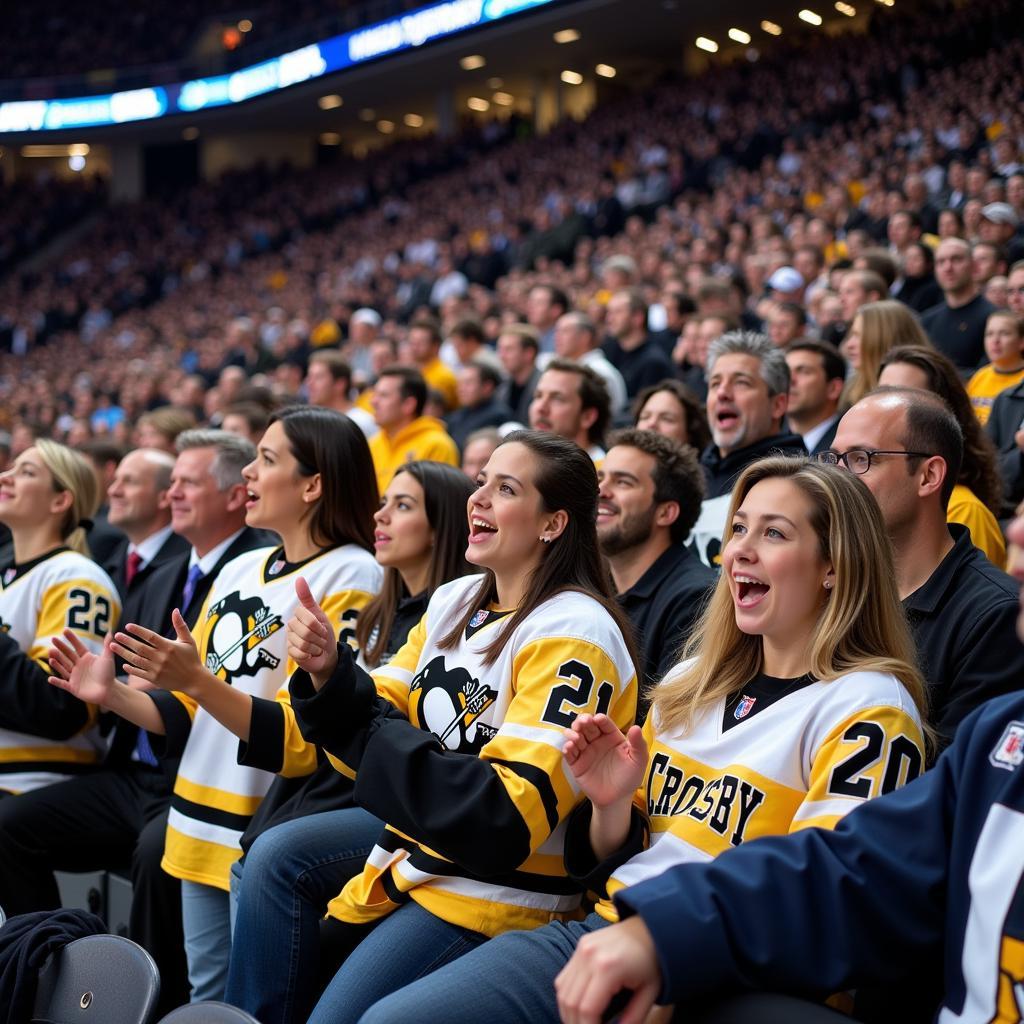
[{"xmin": 827, "ymin": 387, "xmax": 1022, "ymax": 750}]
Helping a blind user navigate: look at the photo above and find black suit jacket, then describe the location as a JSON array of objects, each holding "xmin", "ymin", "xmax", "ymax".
[
  {"xmin": 105, "ymin": 526, "xmax": 271, "ymax": 771},
  {"xmin": 102, "ymin": 531, "xmax": 190, "ymax": 612},
  {"xmin": 85, "ymin": 508, "xmax": 126, "ymax": 567}
]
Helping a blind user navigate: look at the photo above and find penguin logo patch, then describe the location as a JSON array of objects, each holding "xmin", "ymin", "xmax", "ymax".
[
  {"xmin": 408, "ymin": 655, "xmax": 498, "ymax": 753},
  {"xmin": 202, "ymin": 590, "xmax": 284, "ymax": 683}
]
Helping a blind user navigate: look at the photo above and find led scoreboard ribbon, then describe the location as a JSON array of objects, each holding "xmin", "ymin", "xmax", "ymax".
[{"xmin": 0, "ymin": 0, "xmax": 555, "ymax": 133}]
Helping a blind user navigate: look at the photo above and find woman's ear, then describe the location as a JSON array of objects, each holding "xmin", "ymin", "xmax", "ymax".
[
  {"xmin": 302, "ymin": 473, "xmax": 323, "ymax": 505},
  {"xmin": 50, "ymin": 489, "xmax": 74, "ymax": 520},
  {"xmin": 540, "ymin": 508, "xmax": 569, "ymax": 543}
]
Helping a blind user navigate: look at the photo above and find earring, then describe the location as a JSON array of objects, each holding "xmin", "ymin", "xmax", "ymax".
[
  {"xmin": 540, "ymin": 536, "xmax": 551, "ymax": 544},
  {"xmin": 824, "ymin": 581, "xmax": 833, "ymax": 590}
]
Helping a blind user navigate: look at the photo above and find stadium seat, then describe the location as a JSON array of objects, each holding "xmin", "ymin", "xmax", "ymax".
[
  {"xmin": 156, "ymin": 1002, "xmax": 261, "ymax": 1023},
  {"xmin": 31, "ymin": 933, "xmax": 160, "ymax": 1024}
]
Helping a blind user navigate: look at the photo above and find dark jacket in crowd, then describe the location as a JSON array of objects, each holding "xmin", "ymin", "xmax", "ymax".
[
  {"xmin": 0, "ymin": 909, "xmax": 106, "ymax": 1024},
  {"xmin": 690, "ymin": 431, "xmax": 807, "ymax": 567},
  {"xmin": 920, "ymin": 294, "xmax": 995, "ymax": 372},
  {"xmin": 986, "ymin": 379, "xmax": 1024, "ymax": 516},
  {"xmin": 700, "ymin": 431, "xmax": 808, "ymax": 500},
  {"xmin": 446, "ymin": 396, "xmax": 514, "ymax": 452},
  {"xmin": 602, "ymin": 338, "xmax": 675, "ymax": 399},
  {"xmin": 904, "ymin": 524, "xmax": 1023, "ymax": 750},
  {"xmin": 617, "ymin": 545, "xmax": 716, "ymax": 715},
  {"xmin": 497, "ymin": 367, "xmax": 541, "ymax": 425}
]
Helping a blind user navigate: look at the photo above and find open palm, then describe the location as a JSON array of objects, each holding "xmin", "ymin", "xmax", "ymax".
[
  {"xmin": 48, "ymin": 630, "xmax": 116, "ymax": 706},
  {"xmin": 563, "ymin": 713, "xmax": 649, "ymax": 808}
]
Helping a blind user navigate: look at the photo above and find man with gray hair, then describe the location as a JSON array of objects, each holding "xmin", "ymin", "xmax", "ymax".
[
  {"xmin": 690, "ymin": 331, "xmax": 806, "ymax": 566},
  {"xmin": 552, "ymin": 311, "xmax": 628, "ymax": 414},
  {"xmin": 0, "ymin": 430, "xmax": 270, "ymax": 1016}
]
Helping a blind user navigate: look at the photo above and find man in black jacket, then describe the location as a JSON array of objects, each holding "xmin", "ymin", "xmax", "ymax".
[
  {"xmin": 0, "ymin": 431, "xmax": 267, "ymax": 1014},
  {"xmin": 986, "ymin": 377, "xmax": 1024, "ymax": 517},
  {"xmin": 831, "ymin": 388, "xmax": 1022, "ymax": 748},
  {"xmin": 598, "ymin": 430, "xmax": 714, "ymax": 713},
  {"xmin": 690, "ymin": 331, "xmax": 806, "ymax": 566}
]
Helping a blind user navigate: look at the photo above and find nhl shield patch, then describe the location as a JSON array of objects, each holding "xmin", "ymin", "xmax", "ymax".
[
  {"xmin": 734, "ymin": 694, "xmax": 757, "ymax": 720},
  {"xmin": 990, "ymin": 721, "xmax": 1024, "ymax": 772},
  {"xmin": 469, "ymin": 609, "xmax": 489, "ymax": 629}
]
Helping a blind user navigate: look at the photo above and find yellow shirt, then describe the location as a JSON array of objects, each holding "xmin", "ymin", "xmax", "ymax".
[
  {"xmin": 948, "ymin": 484, "xmax": 1006, "ymax": 567},
  {"xmin": 368, "ymin": 416, "xmax": 459, "ymax": 495},
  {"xmin": 967, "ymin": 364, "xmax": 1024, "ymax": 426},
  {"xmin": 421, "ymin": 357, "xmax": 459, "ymax": 412}
]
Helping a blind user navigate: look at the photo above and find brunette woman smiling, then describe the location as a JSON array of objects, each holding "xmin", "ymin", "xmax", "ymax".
[
  {"xmin": 49, "ymin": 408, "xmax": 382, "ymax": 1003},
  {"xmin": 282, "ymin": 430, "xmax": 639, "ymax": 1024}
]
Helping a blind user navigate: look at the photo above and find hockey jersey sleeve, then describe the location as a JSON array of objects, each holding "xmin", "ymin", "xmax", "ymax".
[
  {"xmin": 614, "ymin": 742, "xmax": 955, "ymax": 1006},
  {"xmin": 791, "ymin": 703, "xmax": 926, "ymax": 832},
  {"xmin": 293, "ymin": 634, "xmax": 638, "ymax": 876},
  {"xmin": 238, "ymin": 587, "xmax": 378, "ymax": 776},
  {"xmin": 0, "ymin": 576, "xmax": 120, "ymax": 739}
]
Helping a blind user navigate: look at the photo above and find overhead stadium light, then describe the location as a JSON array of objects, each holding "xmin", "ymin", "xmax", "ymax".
[
  {"xmin": 318, "ymin": 94, "xmax": 343, "ymax": 110},
  {"xmin": 799, "ymin": 9, "xmax": 823, "ymax": 24},
  {"xmin": 595, "ymin": 64, "xmax": 616, "ymax": 78},
  {"xmin": 695, "ymin": 37, "xmax": 719, "ymax": 52},
  {"xmin": 467, "ymin": 96, "xmax": 490, "ymax": 111},
  {"xmin": 560, "ymin": 70, "xmax": 583, "ymax": 85},
  {"xmin": 460, "ymin": 54, "xmax": 486, "ymax": 70},
  {"xmin": 761, "ymin": 19, "xmax": 783, "ymax": 34},
  {"xmin": 553, "ymin": 28, "xmax": 580, "ymax": 43},
  {"xmin": 404, "ymin": 113, "xmax": 424, "ymax": 127},
  {"xmin": 728, "ymin": 28, "xmax": 751, "ymax": 44}
]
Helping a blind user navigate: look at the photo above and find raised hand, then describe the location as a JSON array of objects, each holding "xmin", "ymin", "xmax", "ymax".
[
  {"xmin": 286, "ymin": 577, "xmax": 337, "ymax": 689},
  {"xmin": 563, "ymin": 713, "xmax": 648, "ymax": 809},
  {"xmin": 110, "ymin": 609, "xmax": 203, "ymax": 694},
  {"xmin": 48, "ymin": 630, "xmax": 117, "ymax": 707}
]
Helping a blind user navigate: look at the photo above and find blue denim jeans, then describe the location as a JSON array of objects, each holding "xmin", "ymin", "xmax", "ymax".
[
  {"xmin": 180, "ymin": 879, "xmax": 233, "ymax": 1002},
  {"xmin": 357, "ymin": 912, "xmax": 608, "ymax": 1024},
  {"xmin": 223, "ymin": 806, "xmax": 383, "ymax": 1024},
  {"xmin": 309, "ymin": 900, "xmax": 488, "ymax": 1024}
]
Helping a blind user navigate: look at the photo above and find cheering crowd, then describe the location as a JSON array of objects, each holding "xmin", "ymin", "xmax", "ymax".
[{"xmin": 1, "ymin": 0, "xmax": 1024, "ymax": 1020}]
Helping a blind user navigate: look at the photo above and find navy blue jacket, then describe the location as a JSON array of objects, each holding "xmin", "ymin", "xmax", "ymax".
[{"xmin": 615, "ymin": 693, "xmax": 1024, "ymax": 1020}]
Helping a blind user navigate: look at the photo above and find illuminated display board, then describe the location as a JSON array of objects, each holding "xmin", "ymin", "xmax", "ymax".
[{"xmin": 0, "ymin": 0, "xmax": 555, "ymax": 133}]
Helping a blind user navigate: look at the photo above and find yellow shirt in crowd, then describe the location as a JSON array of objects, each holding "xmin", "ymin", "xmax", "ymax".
[
  {"xmin": 967, "ymin": 364, "xmax": 1024, "ymax": 426},
  {"xmin": 368, "ymin": 416, "xmax": 459, "ymax": 494}
]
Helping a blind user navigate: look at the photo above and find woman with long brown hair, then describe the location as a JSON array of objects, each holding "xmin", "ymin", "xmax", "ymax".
[
  {"xmin": 285, "ymin": 430, "xmax": 639, "ymax": 1024},
  {"xmin": 842, "ymin": 299, "xmax": 931, "ymax": 408}
]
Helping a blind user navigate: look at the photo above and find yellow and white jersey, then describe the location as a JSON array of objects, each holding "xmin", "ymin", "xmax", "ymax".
[
  {"xmin": 161, "ymin": 543, "xmax": 382, "ymax": 891},
  {"xmin": 323, "ymin": 573, "xmax": 638, "ymax": 937},
  {"xmin": 0, "ymin": 548, "xmax": 119, "ymax": 793},
  {"xmin": 595, "ymin": 663, "xmax": 925, "ymax": 921}
]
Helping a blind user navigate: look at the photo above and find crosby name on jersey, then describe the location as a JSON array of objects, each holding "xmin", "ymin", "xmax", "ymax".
[{"xmin": 576, "ymin": 661, "xmax": 925, "ymax": 922}]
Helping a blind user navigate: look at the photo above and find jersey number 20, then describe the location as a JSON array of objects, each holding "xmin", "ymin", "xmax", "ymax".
[{"xmin": 828, "ymin": 721, "xmax": 922, "ymax": 799}]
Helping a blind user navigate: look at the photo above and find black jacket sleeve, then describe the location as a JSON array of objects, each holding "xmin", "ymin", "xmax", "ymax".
[
  {"xmin": 289, "ymin": 642, "xmax": 552, "ymax": 877},
  {"xmin": 563, "ymin": 801, "xmax": 649, "ymax": 896},
  {"xmin": 0, "ymin": 632, "xmax": 90, "ymax": 739}
]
